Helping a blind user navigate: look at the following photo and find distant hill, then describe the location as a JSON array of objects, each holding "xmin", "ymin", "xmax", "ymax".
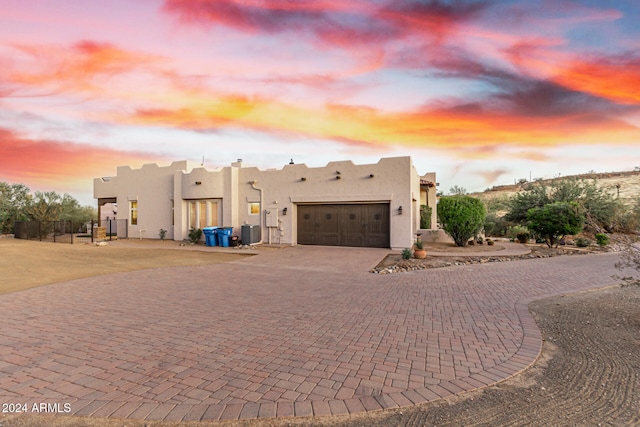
[{"xmin": 471, "ymin": 170, "xmax": 640, "ymax": 207}]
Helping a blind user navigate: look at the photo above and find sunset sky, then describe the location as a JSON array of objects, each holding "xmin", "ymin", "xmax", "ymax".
[{"xmin": 1, "ymin": 0, "xmax": 639, "ymax": 206}]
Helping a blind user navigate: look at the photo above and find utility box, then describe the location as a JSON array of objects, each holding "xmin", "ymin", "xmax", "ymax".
[
  {"xmin": 265, "ymin": 208, "xmax": 279, "ymax": 227},
  {"xmin": 241, "ymin": 224, "xmax": 261, "ymax": 244}
]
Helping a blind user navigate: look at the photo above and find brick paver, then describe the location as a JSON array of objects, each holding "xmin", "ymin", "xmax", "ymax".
[{"xmin": 0, "ymin": 245, "xmax": 625, "ymax": 421}]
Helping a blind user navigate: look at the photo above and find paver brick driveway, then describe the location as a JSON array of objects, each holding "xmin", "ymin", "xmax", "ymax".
[{"xmin": 0, "ymin": 246, "xmax": 624, "ymax": 421}]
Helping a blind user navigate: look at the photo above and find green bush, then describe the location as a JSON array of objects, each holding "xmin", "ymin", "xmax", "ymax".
[
  {"xmin": 401, "ymin": 248, "xmax": 412, "ymax": 260},
  {"xmin": 437, "ymin": 196, "xmax": 486, "ymax": 247},
  {"xmin": 483, "ymin": 213, "xmax": 510, "ymax": 237},
  {"xmin": 527, "ymin": 202, "xmax": 585, "ymax": 248},
  {"xmin": 505, "ymin": 178, "xmax": 619, "ymax": 232},
  {"xmin": 516, "ymin": 232, "xmax": 530, "ymax": 243},
  {"xmin": 188, "ymin": 227, "xmax": 202, "ymax": 244},
  {"xmin": 575, "ymin": 237, "xmax": 591, "ymax": 247},
  {"xmin": 595, "ymin": 233, "xmax": 609, "ymax": 247},
  {"xmin": 508, "ymin": 225, "xmax": 529, "ymax": 240}
]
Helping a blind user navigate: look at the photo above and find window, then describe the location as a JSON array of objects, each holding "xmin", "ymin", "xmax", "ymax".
[
  {"xmin": 190, "ymin": 202, "xmax": 197, "ymax": 228},
  {"xmin": 130, "ymin": 201, "xmax": 138, "ymax": 225},
  {"xmin": 188, "ymin": 200, "xmax": 219, "ymax": 229},
  {"xmin": 199, "ymin": 202, "xmax": 207, "ymax": 229},
  {"xmin": 249, "ymin": 202, "xmax": 260, "ymax": 215}
]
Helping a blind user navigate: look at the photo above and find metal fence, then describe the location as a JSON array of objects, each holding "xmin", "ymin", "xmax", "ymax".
[
  {"xmin": 100, "ymin": 219, "xmax": 128, "ymax": 240},
  {"xmin": 14, "ymin": 219, "xmax": 128, "ymax": 244},
  {"xmin": 14, "ymin": 220, "xmax": 94, "ymax": 244}
]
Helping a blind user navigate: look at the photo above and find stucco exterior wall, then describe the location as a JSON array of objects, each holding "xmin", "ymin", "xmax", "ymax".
[
  {"xmin": 94, "ymin": 161, "xmax": 195, "ymax": 240},
  {"xmin": 94, "ymin": 157, "xmax": 434, "ymax": 249}
]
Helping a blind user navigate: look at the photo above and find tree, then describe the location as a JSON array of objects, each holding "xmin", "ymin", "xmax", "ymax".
[
  {"xmin": 506, "ymin": 178, "xmax": 619, "ymax": 232},
  {"xmin": 449, "ymin": 185, "xmax": 467, "ymax": 195},
  {"xmin": 437, "ymin": 195, "xmax": 486, "ymax": 247},
  {"xmin": 0, "ymin": 182, "xmax": 31, "ymax": 234},
  {"xmin": 25, "ymin": 191, "xmax": 63, "ymax": 222},
  {"xmin": 59, "ymin": 194, "xmax": 96, "ymax": 224},
  {"xmin": 526, "ymin": 202, "xmax": 584, "ymax": 248}
]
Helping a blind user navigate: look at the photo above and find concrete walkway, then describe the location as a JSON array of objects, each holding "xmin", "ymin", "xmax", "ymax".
[{"xmin": 0, "ymin": 246, "xmax": 624, "ymax": 422}]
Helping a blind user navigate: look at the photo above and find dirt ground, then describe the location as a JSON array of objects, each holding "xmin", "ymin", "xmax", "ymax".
[
  {"xmin": 0, "ymin": 238, "xmax": 252, "ymax": 295},
  {"xmin": 1, "ymin": 239, "xmax": 638, "ymax": 427}
]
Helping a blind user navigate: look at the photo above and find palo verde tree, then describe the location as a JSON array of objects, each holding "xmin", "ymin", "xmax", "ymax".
[
  {"xmin": 506, "ymin": 178, "xmax": 620, "ymax": 232},
  {"xmin": 437, "ymin": 195, "xmax": 486, "ymax": 247},
  {"xmin": 526, "ymin": 201, "xmax": 585, "ymax": 248},
  {"xmin": 25, "ymin": 191, "xmax": 63, "ymax": 223}
]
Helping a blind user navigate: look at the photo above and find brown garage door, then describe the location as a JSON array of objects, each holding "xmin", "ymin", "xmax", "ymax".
[{"xmin": 297, "ymin": 204, "xmax": 390, "ymax": 248}]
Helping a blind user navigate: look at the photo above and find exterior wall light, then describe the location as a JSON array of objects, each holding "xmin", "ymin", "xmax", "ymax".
[
  {"xmin": 283, "ymin": 207, "xmax": 288, "ymax": 215},
  {"xmin": 398, "ymin": 206, "xmax": 403, "ymax": 215},
  {"xmin": 336, "ymin": 175, "xmax": 341, "ymax": 180},
  {"xmin": 369, "ymin": 174, "xmax": 374, "ymax": 178},
  {"xmin": 301, "ymin": 177, "xmax": 306, "ymax": 181},
  {"xmin": 195, "ymin": 181, "xmax": 202, "ymax": 185}
]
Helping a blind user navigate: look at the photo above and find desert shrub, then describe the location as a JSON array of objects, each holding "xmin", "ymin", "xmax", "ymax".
[
  {"xmin": 595, "ymin": 233, "xmax": 609, "ymax": 247},
  {"xmin": 506, "ymin": 178, "xmax": 619, "ymax": 232},
  {"xmin": 575, "ymin": 237, "xmax": 591, "ymax": 247},
  {"xmin": 483, "ymin": 213, "xmax": 510, "ymax": 237},
  {"xmin": 487, "ymin": 239, "xmax": 495, "ymax": 246},
  {"xmin": 516, "ymin": 232, "xmax": 530, "ymax": 243},
  {"xmin": 527, "ymin": 202, "xmax": 585, "ymax": 248},
  {"xmin": 437, "ymin": 196, "xmax": 486, "ymax": 247},
  {"xmin": 159, "ymin": 228, "xmax": 167, "ymax": 240},
  {"xmin": 401, "ymin": 248, "xmax": 412, "ymax": 260},
  {"xmin": 188, "ymin": 227, "xmax": 202, "ymax": 244},
  {"xmin": 508, "ymin": 225, "xmax": 529, "ymax": 240},
  {"xmin": 614, "ymin": 198, "xmax": 640, "ymax": 233}
]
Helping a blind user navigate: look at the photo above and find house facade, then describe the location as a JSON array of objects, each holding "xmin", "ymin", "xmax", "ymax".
[{"xmin": 93, "ymin": 156, "xmax": 437, "ymax": 249}]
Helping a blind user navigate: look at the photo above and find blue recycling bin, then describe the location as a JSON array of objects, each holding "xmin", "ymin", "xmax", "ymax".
[
  {"xmin": 217, "ymin": 227, "xmax": 233, "ymax": 247},
  {"xmin": 202, "ymin": 226, "xmax": 218, "ymax": 247}
]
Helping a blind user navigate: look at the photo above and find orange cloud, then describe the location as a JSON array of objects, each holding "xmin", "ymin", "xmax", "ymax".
[
  {"xmin": 0, "ymin": 128, "xmax": 160, "ymax": 188},
  {"xmin": 7, "ymin": 41, "xmax": 162, "ymax": 95},
  {"xmin": 552, "ymin": 57, "xmax": 640, "ymax": 105},
  {"xmin": 117, "ymin": 89, "xmax": 640, "ymax": 153},
  {"xmin": 504, "ymin": 42, "xmax": 640, "ymax": 105}
]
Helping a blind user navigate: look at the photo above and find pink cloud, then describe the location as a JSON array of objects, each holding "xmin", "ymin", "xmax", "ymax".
[
  {"xmin": 0, "ymin": 127, "xmax": 163, "ymax": 186},
  {"xmin": 5, "ymin": 40, "xmax": 162, "ymax": 96}
]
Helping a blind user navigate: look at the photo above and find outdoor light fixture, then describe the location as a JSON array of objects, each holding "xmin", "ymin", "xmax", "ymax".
[
  {"xmin": 301, "ymin": 177, "xmax": 307, "ymax": 181},
  {"xmin": 369, "ymin": 174, "xmax": 375, "ymax": 178},
  {"xmin": 398, "ymin": 206, "xmax": 403, "ymax": 215},
  {"xmin": 283, "ymin": 207, "xmax": 288, "ymax": 215},
  {"xmin": 336, "ymin": 175, "xmax": 341, "ymax": 180},
  {"xmin": 195, "ymin": 181, "xmax": 202, "ymax": 185}
]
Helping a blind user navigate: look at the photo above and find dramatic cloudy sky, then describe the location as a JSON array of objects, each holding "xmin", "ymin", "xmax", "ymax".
[{"xmin": 1, "ymin": 0, "xmax": 639, "ymax": 205}]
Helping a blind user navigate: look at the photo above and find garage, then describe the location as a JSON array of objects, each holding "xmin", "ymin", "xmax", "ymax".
[{"xmin": 297, "ymin": 203, "xmax": 390, "ymax": 248}]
